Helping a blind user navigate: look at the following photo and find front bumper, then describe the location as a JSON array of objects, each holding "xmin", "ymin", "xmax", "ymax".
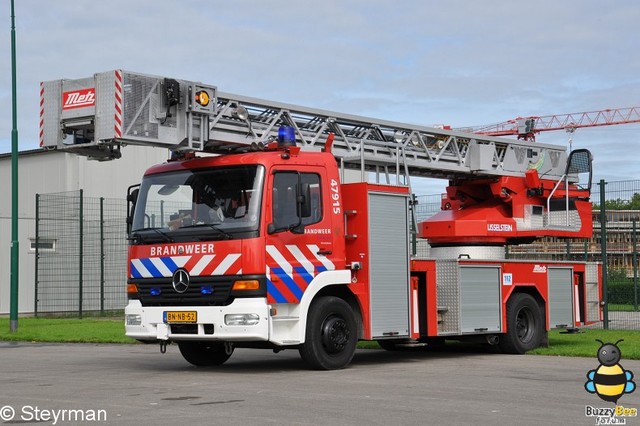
[{"xmin": 125, "ymin": 298, "xmax": 270, "ymax": 342}]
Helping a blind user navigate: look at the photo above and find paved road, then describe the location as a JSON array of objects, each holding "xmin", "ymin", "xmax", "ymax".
[{"xmin": 0, "ymin": 342, "xmax": 638, "ymax": 426}]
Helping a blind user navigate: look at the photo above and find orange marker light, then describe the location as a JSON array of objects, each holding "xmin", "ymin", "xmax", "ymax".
[
  {"xmin": 195, "ymin": 90, "xmax": 210, "ymax": 107},
  {"xmin": 232, "ymin": 280, "xmax": 260, "ymax": 291}
]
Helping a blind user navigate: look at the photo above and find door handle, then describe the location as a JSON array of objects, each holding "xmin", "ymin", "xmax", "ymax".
[{"xmin": 317, "ymin": 250, "xmax": 332, "ymax": 256}]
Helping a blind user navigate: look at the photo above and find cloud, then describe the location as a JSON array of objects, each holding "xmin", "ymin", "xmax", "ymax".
[{"xmin": 1, "ymin": 0, "xmax": 639, "ymax": 190}]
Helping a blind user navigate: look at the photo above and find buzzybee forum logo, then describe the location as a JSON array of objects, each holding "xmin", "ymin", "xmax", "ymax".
[
  {"xmin": 584, "ymin": 339, "xmax": 637, "ymax": 424},
  {"xmin": 585, "ymin": 339, "xmax": 636, "ymax": 403}
]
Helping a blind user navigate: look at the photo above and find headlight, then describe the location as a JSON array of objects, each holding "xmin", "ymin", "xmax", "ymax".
[
  {"xmin": 224, "ymin": 313, "xmax": 260, "ymax": 326},
  {"xmin": 125, "ymin": 314, "xmax": 142, "ymax": 326}
]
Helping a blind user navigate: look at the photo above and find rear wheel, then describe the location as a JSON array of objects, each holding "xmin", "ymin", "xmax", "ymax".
[
  {"xmin": 500, "ymin": 293, "xmax": 544, "ymax": 354},
  {"xmin": 178, "ymin": 341, "xmax": 234, "ymax": 366},
  {"xmin": 299, "ymin": 296, "xmax": 357, "ymax": 370}
]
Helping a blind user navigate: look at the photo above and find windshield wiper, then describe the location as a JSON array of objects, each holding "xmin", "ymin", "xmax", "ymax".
[
  {"xmin": 180, "ymin": 223, "xmax": 234, "ymax": 240},
  {"xmin": 130, "ymin": 227, "xmax": 173, "ymax": 243}
]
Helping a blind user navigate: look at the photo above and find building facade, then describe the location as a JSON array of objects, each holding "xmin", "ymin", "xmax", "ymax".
[{"xmin": 0, "ymin": 146, "xmax": 169, "ymax": 314}]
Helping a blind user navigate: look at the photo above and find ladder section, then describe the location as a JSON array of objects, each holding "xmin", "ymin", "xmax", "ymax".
[
  {"xmin": 209, "ymin": 91, "xmax": 570, "ymax": 181},
  {"xmin": 41, "ymin": 70, "xmax": 570, "ymax": 180}
]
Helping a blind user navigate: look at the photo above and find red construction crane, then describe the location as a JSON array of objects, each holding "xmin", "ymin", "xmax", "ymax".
[{"xmin": 463, "ymin": 106, "xmax": 640, "ymax": 141}]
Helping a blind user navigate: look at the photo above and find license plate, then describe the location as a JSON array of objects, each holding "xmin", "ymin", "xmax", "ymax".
[{"xmin": 164, "ymin": 311, "xmax": 197, "ymax": 323}]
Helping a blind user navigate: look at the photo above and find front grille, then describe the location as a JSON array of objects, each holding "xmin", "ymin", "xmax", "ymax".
[{"xmin": 134, "ymin": 276, "xmax": 234, "ymax": 307}]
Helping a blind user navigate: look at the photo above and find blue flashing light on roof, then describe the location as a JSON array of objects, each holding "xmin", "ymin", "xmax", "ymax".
[{"xmin": 278, "ymin": 126, "xmax": 296, "ymax": 147}]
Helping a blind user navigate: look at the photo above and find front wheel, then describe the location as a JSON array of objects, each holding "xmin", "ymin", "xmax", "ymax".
[
  {"xmin": 299, "ymin": 296, "xmax": 358, "ymax": 370},
  {"xmin": 178, "ymin": 341, "xmax": 234, "ymax": 366},
  {"xmin": 499, "ymin": 293, "xmax": 544, "ymax": 354}
]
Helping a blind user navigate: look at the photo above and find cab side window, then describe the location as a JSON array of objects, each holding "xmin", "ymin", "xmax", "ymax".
[{"xmin": 272, "ymin": 172, "xmax": 322, "ymax": 229}]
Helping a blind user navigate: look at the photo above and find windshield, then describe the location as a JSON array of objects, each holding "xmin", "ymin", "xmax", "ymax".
[{"xmin": 131, "ymin": 165, "xmax": 264, "ymax": 241}]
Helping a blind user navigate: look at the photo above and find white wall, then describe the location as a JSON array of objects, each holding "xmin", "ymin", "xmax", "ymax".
[{"xmin": 0, "ymin": 146, "xmax": 169, "ymax": 314}]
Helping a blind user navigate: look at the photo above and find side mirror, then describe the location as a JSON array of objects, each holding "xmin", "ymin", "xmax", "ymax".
[
  {"xmin": 290, "ymin": 224, "xmax": 305, "ymax": 235},
  {"xmin": 266, "ymin": 222, "xmax": 304, "ymax": 235},
  {"xmin": 298, "ymin": 182, "xmax": 312, "ymax": 218},
  {"xmin": 126, "ymin": 184, "xmax": 140, "ymax": 235},
  {"xmin": 127, "ymin": 188, "xmax": 139, "ymax": 204}
]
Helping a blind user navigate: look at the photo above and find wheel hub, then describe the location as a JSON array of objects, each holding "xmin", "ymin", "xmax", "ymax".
[
  {"xmin": 515, "ymin": 308, "xmax": 535, "ymax": 343},
  {"xmin": 321, "ymin": 315, "xmax": 350, "ymax": 354}
]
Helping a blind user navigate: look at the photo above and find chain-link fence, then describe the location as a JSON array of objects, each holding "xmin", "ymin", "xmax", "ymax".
[
  {"xmin": 35, "ymin": 181, "xmax": 640, "ymax": 328},
  {"xmin": 35, "ymin": 191, "xmax": 127, "ymax": 316}
]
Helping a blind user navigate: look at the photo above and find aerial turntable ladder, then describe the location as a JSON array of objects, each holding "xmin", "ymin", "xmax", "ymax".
[{"xmin": 40, "ymin": 70, "xmax": 593, "ymax": 247}]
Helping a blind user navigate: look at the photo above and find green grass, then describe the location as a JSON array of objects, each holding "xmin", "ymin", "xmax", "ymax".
[
  {"xmin": 1, "ymin": 318, "xmax": 639, "ymax": 360},
  {"xmin": 360, "ymin": 329, "xmax": 640, "ymax": 360},
  {"xmin": 528, "ymin": 329, "xmax": 640, "ymax": 359},
  {"xmin": 0, "ymin": 317, "xmax": 135, "ymax": 344}
]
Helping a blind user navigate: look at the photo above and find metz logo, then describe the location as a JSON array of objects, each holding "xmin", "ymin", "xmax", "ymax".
[
  {"xmin": 62, "ymin": 88, "xmax": 96, "ymax": 110},
  {"xmin": 533, "ymin": 265, "xmax": 547, "ymax": 273}
]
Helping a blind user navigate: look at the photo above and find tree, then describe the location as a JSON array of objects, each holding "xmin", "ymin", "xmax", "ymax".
[{"xmin": 593, "ymin": 192, "xmax": 640, "ymax": 210}]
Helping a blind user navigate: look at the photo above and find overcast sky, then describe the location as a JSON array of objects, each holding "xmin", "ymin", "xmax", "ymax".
[{"xmin": 1, "ymin": 0, "xmax": 639, "ymax": 195}]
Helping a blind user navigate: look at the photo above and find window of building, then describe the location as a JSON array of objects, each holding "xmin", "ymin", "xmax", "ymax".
[{"xmin": 29, "ymin": 238, "xmax": 56, "ymax": 253}]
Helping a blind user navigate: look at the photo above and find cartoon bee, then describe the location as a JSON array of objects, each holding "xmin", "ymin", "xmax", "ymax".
[{"xmin": 585, "ymin": 339, "xmax": 636, "ymax": 403}]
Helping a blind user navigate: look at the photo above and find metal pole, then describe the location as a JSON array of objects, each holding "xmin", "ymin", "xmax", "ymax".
[
  {"xmin": 100, "ymin": 197, "xmax": 105, "ymax": 315},
  {"xmin": 9, "ymin": 0, "xmax": 20, "ymax": 332},
  {"xmin": 410, "ymin": 194, "xmax": 417, "ymax": 256},
  {"xmin": 34, "ymin": 194, "xmax": 39, "ymax": 317},
  {"xmin": 599, "ymin": 179, "xmax": 608, "ymax": 329},
  {"xmin": 633, "ymin": 219, "xmax": 638, "ymax": 311},
  {"xmin": 78, "ymin": 190, "xmax": 84, "ymax": 319}
]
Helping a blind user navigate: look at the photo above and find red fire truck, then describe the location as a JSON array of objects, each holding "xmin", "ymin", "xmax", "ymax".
[{"xmin": 40, "ymin": 70, "xmax": 602, "ymax": 369}]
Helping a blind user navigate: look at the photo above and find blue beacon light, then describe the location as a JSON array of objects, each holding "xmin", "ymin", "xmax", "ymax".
[{"xmin": 278, "ymin": 126, "xmax": 296, "ymax": 147}]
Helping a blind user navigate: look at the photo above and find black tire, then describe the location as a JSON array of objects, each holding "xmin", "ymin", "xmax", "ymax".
[
  {"xmin": 499, "ymin": 293, "xmax": 544, "ymax": 354},
  {"xmin": 178, "ymin": 341, "xmax": 234, "ymax": 366},
  {"xmin": 299, "ymin": 296, "xmax": 358, "ymax": 370}
]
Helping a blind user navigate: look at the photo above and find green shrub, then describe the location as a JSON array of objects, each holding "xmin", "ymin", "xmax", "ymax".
[
  {"xmin": 607, "ymin": 267, "xmax": 631, "ymax": 283},
  {"xmin": 607, "ymin": 281, "xmax": 640, "ymax": 305}
]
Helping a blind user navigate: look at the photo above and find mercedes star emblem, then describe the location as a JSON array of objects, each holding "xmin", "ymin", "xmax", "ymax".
[{"xmin": 172, "ymin": 268, "xmax": 190, "ymax": 293}]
